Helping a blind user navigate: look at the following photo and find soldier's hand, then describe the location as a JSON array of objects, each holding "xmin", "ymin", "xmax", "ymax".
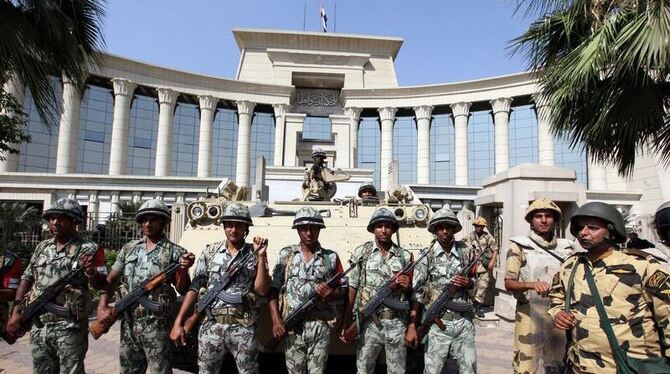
[
  {"xmin": 554, "ymin": 311, "xmax": 576, "ymax": 330},
  {"xmin": 315, "ymin": 282, "xmax": 333, "ymax": 300},
  {"xmin": 179, "ymin": 253, "xmax": 195, "ymax": 269},
  {"xmin": 253, "ymin": 237, "xmax": 268, "ymax": 257},
  {"xmin": 6, "ymin": 313, "xmax": 24, "ymax": 339},
  {"xmin": 170, "ymin": 323, "xmax": 188, "ymax": 346},
  {"xmin": 79, "ymin": 254, "xmax": 95, "ymax": 277},
  {"xmin": 396, "ymin": 275, "xmax": 411, "ymax": 290},
  {"xmin": 533, "ymin": 280, "xmax": 550, "ymax": 297},
  {"xmin": 487, "ymin": 259, "xmax": 495, "ymax": 271},
  {"xmin": 452, "ymin": 275, "xmax": 469, "ymax": 289},
  {"xmin": 404, "ymin": 324, "xmax": 419, "ymax": 349},
  {"xmin": 96, "ymin": 304, "xmax": 114, "ymax": 324},
  {"xmin": 272, "ymin": 319, "xmax": 287, "ymax": 340}
]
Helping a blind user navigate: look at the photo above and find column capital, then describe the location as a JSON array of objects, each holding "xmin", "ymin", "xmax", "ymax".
[
  {"xmin": 272, "ymin": 103, "xmax": 291, "ymax": 118},
  {"xmin": 413, "ymin": 105, "xmax": 434, "ymax": 121},
  {"xmin": 378, "ymin": 107, "xmax": 397, "ymax": 122},
  {"xmin": 198, "ymin": 95, "xmax": 218, "ymax": 111},
  {"xmin": 490, "ymin": 97, "xmax": 513, "ymax": 114},
  {"xmin": 157, "ymin": 87, "xmax": 178, "ymax": 106},
  {"xmin": 111, "ymin": 78, "xmax": 137, "ymax": 97},
  {"xmin": 236, "ymin": 100, "xmax": 256, "ymax": 116},
  {"xmin": 450, "ymin": 102, "xmax": 472, "ymax": 118},
  {"xmin": 89, "ymin": 192, "xmax": 98, "ymax": 202},
  {"xmin": 344, "ymin": 107, "xmax": 363, "ymax": 121}
]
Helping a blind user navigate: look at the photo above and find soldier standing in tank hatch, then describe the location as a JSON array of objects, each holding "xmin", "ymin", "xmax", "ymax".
[
  {"xmin": 464, "ymin": 216, "xmax": 498, "ymax": 318},
  {"xmin": 7, "ymin": 198, "xmax": 107, "ymax": 373},
  {"xmin": 504, "ymin": 197, "xmax": 573, "ymax": 373},
  {"xmin": 269, "ymin": 207, "xmax": 345, "ymax": 374},
  {"xmin": 171, "ymin": 203, "xmax": 270, "ymax": 374},
  {"xmin": 97, "ymin": 199, "xmax": 195, "ymax": 374},
  {"xmin": 549, "ymin": 202, "xmax": 670, "ymax": 373},
  {"xmin": 405, "ymin": 207, "xmax": 477, "ymax": 374},
  {"xmin": 655, "ymin": 201, "xmax": 670, "ymax": 254}
]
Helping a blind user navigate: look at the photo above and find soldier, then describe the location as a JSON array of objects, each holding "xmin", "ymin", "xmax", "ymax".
[
  {"xmin": 1, "ymin": 246, "xmax": 23, "ymax": 341},
  {"xmin": 504, "ymin": 197, "xmax": 573, "ymax": 374},
  {"xmin": 549, "ymin": 202, "xmax": 670, "ymax": 373},
  {"xmin": 654, "ymin": 201, "xmax": 670, "ymax": 249},
  {"xmin": 269, "ymin": 207, "xmax": 345, "ymax": 374},
  {"xmin": 464, "ymin": 216, "xmax": 498, "ymax": 318},
  {"xmin": 6, "ymin": 198, "xmax": 107, "ymax": 373},
  {"xmin": 357, "ymin": 184, "xmax": 380, "ymax": 206},
  {"xmin": 170, "ymin": 202, "xmax": 270, "ymax": 374},
  {"xmin": 302, "ymin": 148, "xmax": 336, "ymax": 201},
  {"xmin": 405, "ymin": 207, "xmax": 476, "ymax": 374},
  {"xmin": 341, "ymin": 207, "xmax": 413, "ymax": 374},
  {"xmin": 97, "ymin": 199, "xmax": 195, "ymax": 374}
]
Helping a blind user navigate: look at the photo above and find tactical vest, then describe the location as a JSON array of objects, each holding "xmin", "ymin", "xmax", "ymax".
[
  {"xmin": 355, "ymin": 241, "xmax": 409, "ymax": 314},
  {"xmin": 421, "ymin": 240, "xmax": 470, "ymax": 307},
  {"xmin": 279, "ymin": 244, "xmax": 333, "ymax": 320}
]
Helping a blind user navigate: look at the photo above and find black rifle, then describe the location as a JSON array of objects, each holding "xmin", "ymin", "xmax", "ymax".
[
  {"xmin": 342, "ymin": 250, "xmax": 429, "ymax": 341},
  {"xmin": 264, "ymin": 262, "xmax": 357, "ymax": 350},
  {"xmin": 90, "ymin": 261, "xmax": 182, "ymax": 339}
]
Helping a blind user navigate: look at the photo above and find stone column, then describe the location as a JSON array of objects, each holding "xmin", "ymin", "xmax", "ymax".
[
  {"xmin": 587, "ymin": 154, "xmax": 608, "ymax": 190},
  {"xmin": 491, "ymin": 97, "xmax": 513, "ymax": 174},
  {"xmin": 378, "ymin": 107, "xmax": 397, "ymax": 192},
  {"xmin": 0, "ymin": 76, "xmax": 24, "ymax": 172},
  {"xmin": 197, "ymin": 95, "xmax": 218, "ymax": 177},
  {"xmin": 55, "ymin": 75, "xmax": 83, "ymax": 174},
  {"xmin": 88, "ymin": 192, "xmax": 98, "ymax": 229},
  {"xmin": 272, "ymin": 104, "xmax": 290, "ymax": 166},
  {"xmin": 451, "ymin": 102, "xmax": 471, "ymax": 186},
  {"xmin": 235, "ymin": 100, "xmax": 256, "ymax": 187},
  {"xmin": 344, "ymin": 107, "xmax": 362, "ymax": 168},
  {"xmin": 414, "ymin": 105, "xmax": 433, "ymax": 184},
  {"xmin": 283, "ymin": 113, "xmax": 306, "ymax": 167},
  {"xmin": 109, "ymin": 78, "xmax": 137, "ymax": 175},
  {"xmin": 110, "ymin": 192, "xmax": 120, "ymax": 215},
  {"xmin": 155, "ymin": 88, "xmax": 178, "ymax": 177},
  {"xmin": 533, "ymin": 94, "xmax": 555, "ymax": 166}
]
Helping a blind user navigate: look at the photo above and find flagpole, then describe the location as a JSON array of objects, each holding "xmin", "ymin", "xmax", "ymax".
[
  {"xmin": 303, "ymin": 0, "xmax": 307, "ymax": 31},
  {"xmin": 334, "ymin": 0, "xmax": 337, "ymax": 33}
]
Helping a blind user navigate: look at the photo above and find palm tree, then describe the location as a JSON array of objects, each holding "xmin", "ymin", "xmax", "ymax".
[
  {"xmin": 511, "ymin": 0, "xmax": 670, "ymax": 176},
  {"xmin": 0, "ymin": 201, "xmax": 41, "ymax": 262},
  {"xmin": 0, "ymin": 0, "xmax": 106, "ymax": 128}
]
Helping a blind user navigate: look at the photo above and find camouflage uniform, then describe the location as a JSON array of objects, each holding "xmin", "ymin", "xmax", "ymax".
[
  {"xmin": 112, "ymin": 236, "xmax": 185, "ymax": 374},
  {"xmin": 414, "ymin": 240, "xmax": 476, "ymax": 374},
  {"xmin": 271, "ymin": 241, "xmax": 344, "ymax": 374},
  {"xmin": 464, "ymin": 230, "xmax": 498, "ymax": 305},
  {"xmin": 1, "ymin": 249, "xmax": 22, "ymax": 338},
  {"xmin": 192, "ymin": 241, "xmax": 264, "ymax": 374},
  {"xmin": 548, "ymin": 249, "xmax": 670, "ymax": 373},
  {"xmin": 348, "ymin": 240, "xmax": 413, "ymax": 374}
]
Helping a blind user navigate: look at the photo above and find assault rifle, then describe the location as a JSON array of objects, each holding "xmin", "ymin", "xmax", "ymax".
[
  {"xmin": 342, "ymin": 250, "xmax": 429, "ymax": 342},
  {"xmin": 416, "ymin": 248, "xmax": 483, "ymax": 339},
  {"xmin": 183, "ymin": 246, "xmax": 261, "ymax": 335},
  {"xmin": 3, "ymin": 266, "xmax": 85, "ymax": 345},
  {"xmin": 90, "ymin": 261, "xmax": 182, "ymax": 339},
  {"xmin": 264, "ymin": 262, "xmax": 358, "ymax": 350}
]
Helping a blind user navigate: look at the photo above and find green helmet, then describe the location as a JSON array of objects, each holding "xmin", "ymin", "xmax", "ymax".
[
  {"xmin": 136, "ymin": 199, "xmax": 171, "ymax": 223},
  {"xmin": 43, "ymin": 198, "xmax": 84, "ymax": 223},
  {"xmin": 654, "ymin": 201, "xmax": 670, "ymax": 242},
  {"xmin": 428, "ymin": 207, "xmax": 462, "ymax": 234},
  {"xmin": 312, "ymin": 147, "xmax": 326, "ymax": 158},
  {"xmin": 358, "ymin": 184, "xmax": 377, "ymax": 198},
  {"xmin": 367, "ymin": 207, "xmax": 399, "ymax": 233},
  {"xmin": 292, "ymin": 206, "xmax": 326, "ymax": 229},
  {"xmin": 221, "ymin": 203, "xmax": 253, "ymax": 226},
  {"xmin": 569, "ymin": 202, "xmax": 626, "ymax": 243}
]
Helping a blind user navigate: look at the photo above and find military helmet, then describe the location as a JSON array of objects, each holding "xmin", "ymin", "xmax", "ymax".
[
  {"xmin": 569, "ymin": 202, "xmax": 626, "ymax": 243},
  {"xmin": 525, "ymin": 197, "xmax": 562, "ymax": 223},
  {"xmin": 221, "ymin": 203, "xmax": 253, "ymax": 226},
  {"xmin": 367, "ymin": 207, "xmax": 399, "ymax": 233},
  {"xmin": 312, "ymin": 147, "xmax": 326, "ymax": 158},
  {"xmin": 136, "ymin": 199, "xmax": 171, "ymax": 223},
  {"xmin": 473, "ymin": 216, "xmax": 487, "ymax": 227},
  {"xmin": 428, "ymin": 207, "xmax": 462, "ymax": 234},
  {"xmin": 358, "ymin": 184, "xmax": 377, "ymax": 198},
  {"xmin": 42, "ymin": 198, "xmax": 84, "ymax": 223},
  {"xmin": 292, "ymin": 206, "xmax": 326, "ymax": 229},
  {"xmin": 654, "ymin": 201, "xmax": 670, "ymax": 242}
]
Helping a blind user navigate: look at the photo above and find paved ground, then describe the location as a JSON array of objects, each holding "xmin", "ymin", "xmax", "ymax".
[{"xmin": 0, "ymin": 317, "xmax": 514, "ymax": 373}]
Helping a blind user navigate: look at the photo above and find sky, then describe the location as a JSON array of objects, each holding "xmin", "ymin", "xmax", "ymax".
[{"xmin": 102, "ymin": 1, "xmax": 536, "ymax": 86}]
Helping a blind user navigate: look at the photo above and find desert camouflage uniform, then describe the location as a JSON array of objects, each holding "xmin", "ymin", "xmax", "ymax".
[
  {"xmin": 22, "ymin": 236, "xmax": 102, "ymax": 374},
  {"xmin": 548, "ymin": 249, "xmax": 670, "ymax": 374},
  {"xmin": 348, "ymin": 241, "xmax": 413, "ymax": 374},
  {"xmin": 505, "ymin": 233, "xmax": 573, "ymax": 374},
  {"xmin": 464, "ymin": 231, "xmax": 498, "ymax": 304},
  {"xmin": 191, "ymin": 241, "xmax": 264, "ymax": 374},
  {"xmin": 271, "ymin": 243, "xmax": 344, "ymax": 374},
  {"xmin": 414, "ymin": 240, "xmax": 476, "ymax": 374},
  {"xmin": 1, "ymin": 249, "xmax": 22, "ymax": 338},
  {"xmin": 112, "ymin": 236, "xmax": 185, "ymax": 374}
]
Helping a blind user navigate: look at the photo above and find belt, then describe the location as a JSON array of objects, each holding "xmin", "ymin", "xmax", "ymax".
[
  {"xmin": 440, "ymin": 310, "xmax": 468, "ymax": 322},
  {"xmin": 379, "ymin": 310, "xmax": 401, "ymax": 320},
  {"xmin": 39, "ymin": 312, "xmax": 70, "ymax": 323}
]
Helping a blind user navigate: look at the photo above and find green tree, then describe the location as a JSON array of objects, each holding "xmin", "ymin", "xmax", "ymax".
[
  {"xmin": 0, "ymin": 90, "xmax": 30, "ymax": 159},
  {"xmin": 0, "ymin": 201, "xmax": 41, "ymax": 264},
  {"xmin": 512, "ymin": 0, "xmax": 670, "ymax": 175}
]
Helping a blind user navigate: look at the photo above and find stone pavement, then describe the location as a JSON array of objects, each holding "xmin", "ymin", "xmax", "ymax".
[{"xmin": 0, "ymin": 319, "xmax": 514, "ymax": 373}]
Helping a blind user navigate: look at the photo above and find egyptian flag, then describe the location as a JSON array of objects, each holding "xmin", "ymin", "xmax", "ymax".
[{"xmin": 320, "ymin": 4, "xmax": 328, "ymax": 32}]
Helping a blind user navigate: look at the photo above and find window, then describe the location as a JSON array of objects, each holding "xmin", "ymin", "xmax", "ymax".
[
  {"xmin": 431, "ymin": 114, "xmax": 455, "ymax": 185},
  {"xmin": 358, "ymin": 117, "xmax": 381, "ymax": 187},
  {"xmin": 468, "ymin": 111, "xmax": 494, "ymax": 186}
]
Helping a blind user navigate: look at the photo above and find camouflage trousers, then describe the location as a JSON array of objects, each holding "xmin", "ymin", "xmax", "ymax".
[
  {"xmin": 513, "ymin": 302, "xmax": 564, "ymax": 374},
  {"xmin": 120, "ymin": 315, "xmax": 172, "ymax": 374},
  {"xmin": 424, "ymin": 316, "xmax": 476, "ymax": 374},
  {"xmin": 198, "ymin": 319, "xmax": 258, "ymax": 374},
  {"xmin": 474, "ymin": 264, "xmax": 493, "ymax": 304},
  {"xmin": 285, "ymin": 320, "xmax": 331, "ymax": 374},
  {"xmin": 29, "ymin": 319, "xmax": 88, "ymax": 374},
  {"xmin": 356, "ymin": 318, "xmax": 406, "ymax": 374}
]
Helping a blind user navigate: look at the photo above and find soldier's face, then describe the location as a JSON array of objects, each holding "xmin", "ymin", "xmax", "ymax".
[
  {"xmin": 297, "ymin": 225, "xmax": 321, "ymax": 246},
  {"xmin": 140, "ymin": 215, "xmax": 167, "ymax": 237},
  {"xmin": 474, "ymin": 225, "xmax": 485, "ymax": 234},
  {"xmin": 374, "ymin": 222, "xmax": 395, "ymax": 244},
  {"xmin": 314, "ymin": 156, "xmax": 325, "ymax": 165},
  {"xmin": 48, "ymin": 215, "xmax": 76, "ymax": 237},
  {"xmin": 360, "ymin": 190, "xmax": 375, "ymax": 199},
  {"xmin": 575, "ymin": 217, "xmax": 610, "ymax": 250},
  {"xmin": 530, "ymin": 211, "xmax": 556, "ymax": 235},
  {"xmin": 434, "ymin": 223, "xmax": 455, "ymax": 245},
  {"xmin": 224, "ymin": 222, "xmax": 248, "ymax": 245}
]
